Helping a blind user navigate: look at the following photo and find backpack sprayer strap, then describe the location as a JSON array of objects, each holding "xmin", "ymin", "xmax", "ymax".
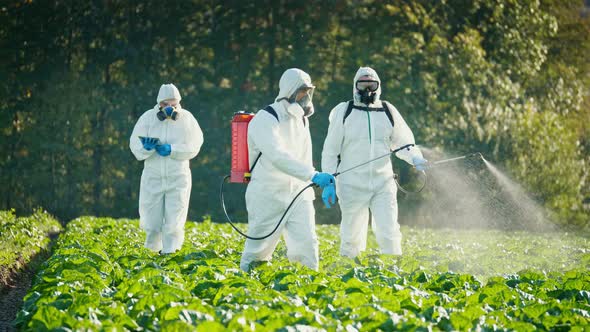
[
  {"xmin": 343, "ymin": 100, "xmax": 394, "ymax": 127},
  {"xmin": 244, "ymin": 105, "xmax": 279, "ymax": 182},
  {"xmin": 244, "ymin": 152, "xmax": 262, "ymax": 182}
]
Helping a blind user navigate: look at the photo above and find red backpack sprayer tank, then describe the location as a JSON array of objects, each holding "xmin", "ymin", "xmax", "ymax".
[{"xmin": 230, "ymin": 111, "xmax": 255, "ymax": 184}]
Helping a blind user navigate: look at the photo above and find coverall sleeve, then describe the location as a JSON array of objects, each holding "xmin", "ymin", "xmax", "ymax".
[
  {"xmin": 249, "ymin": 112, "xmax": 316, "ymax": 182},
  {"xmin": 170, "ymin": 113, "xmax": 204, "ymax": 161},
  {"xmin": 387, "ymin": 102, "xmax": 424, "ymax": 165},
  {"xmin": 321, "ymin": 102, "xmax": 347, "ymax": 174},
  {"xmin": 129, "ymin": 113, "xmax": 155, "ymax": 161}
]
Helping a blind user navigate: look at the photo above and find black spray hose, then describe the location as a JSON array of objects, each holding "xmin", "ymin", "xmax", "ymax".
[
  {"xmin": 395, "ymin": 170, "xmax": 427, "ymax": 194},
  {"xmin": 220, "ymin": 143, "xmax": 428, "ymax": 240},
  {"xmin": 220, "ymin": 175, "xmax": 315, "ymax": 240}
]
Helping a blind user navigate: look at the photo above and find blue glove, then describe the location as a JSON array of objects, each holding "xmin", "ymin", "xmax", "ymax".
[
  {"xmin": 140, "ymin": 137, "xmax": 159, "ymax": 151},
  {"xmin": 312, "ymin": 172, "xmax": 335, "ymax": 189},
  {"xmin": 322, "ymin": 183, "xmax": 337, "ymax": 208},
  {"xmin": 156, "ymin": 144, "xmax": 171, "ymax": 157},
  {"xmin": 412, "ymin": 156, "xmax": 428, "ymax": 171}
]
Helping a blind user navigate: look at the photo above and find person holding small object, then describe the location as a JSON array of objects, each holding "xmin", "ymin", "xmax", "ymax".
[{"xmin": 130, "ymin": 83, "xmax": 203, "ymax": 254}]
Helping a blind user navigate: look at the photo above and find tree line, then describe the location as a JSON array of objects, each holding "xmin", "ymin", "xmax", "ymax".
[{"xmin": 1, "ymin": 0, "xmax": 588, "ymax": 228}]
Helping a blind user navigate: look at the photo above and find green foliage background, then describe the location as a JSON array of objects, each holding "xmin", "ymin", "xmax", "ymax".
[{"xmin": 0, "ymin": 0, "xmax": 588, "ymax": 226}]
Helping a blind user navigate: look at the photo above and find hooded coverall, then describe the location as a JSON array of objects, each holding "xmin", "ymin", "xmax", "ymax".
[
  {"xmin": 130, "ymin": 84, "xmax": 203, "ymax": 253},
  {"xmin": 239, "ymin": 68, "xmax": 319, "ymax": 271},
  {"xmin": 321, "ymin": 67, "xmax": 424, "ymax": 257}
]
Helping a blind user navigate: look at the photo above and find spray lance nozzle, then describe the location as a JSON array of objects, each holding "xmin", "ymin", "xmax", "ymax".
[
  {"xmin": 468, "ymin": 152, "xmax": 484, "ymax": 161},
  {"xmin": 426, "ymin": 152, "xmax": 484, "ymax": 168}
]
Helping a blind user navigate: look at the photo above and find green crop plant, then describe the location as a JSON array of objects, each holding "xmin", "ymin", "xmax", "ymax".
[
  {"xmin": 15, "ymin": 217, "xmax": 590, "ymax": 331},
  {"xmin": 0, "ymin": 209, "xmax": 62, "ymax": 288}
]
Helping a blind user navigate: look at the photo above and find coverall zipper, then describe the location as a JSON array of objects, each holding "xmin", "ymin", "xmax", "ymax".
[
  {"xmin": 163, "ymin": 121, "xmax": 169, "ymax": 212},
  {"xmin": 366, "ymin": 111, "xmax": 372, "ymax": 143},
  {"xmin": 164, "ymin": 120, "xmax": 169, "ymax": 177},
  {"xmin": 367, "ymin": 111, "xmax": 374, "ymax": 188}
]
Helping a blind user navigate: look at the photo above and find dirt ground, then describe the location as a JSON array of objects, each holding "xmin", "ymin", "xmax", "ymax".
[
  {"xmin": 0, "ymin": 268, "xmax": 33, "ymax": 332},
  {"xmin": 1, "ymin": 232, "xmax": 59, "ymax": 332}
]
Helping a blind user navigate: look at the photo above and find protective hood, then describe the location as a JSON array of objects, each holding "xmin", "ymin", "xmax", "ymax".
[
  {"xmin": 353, "ymin": 67, "xmax": 382, "ymax": 106},
  {"xmin": 157, "ymin": 83, "xmax": 182, "ymax": 103},
  {"xmin": 276, "ymin": 68, "xmax": 315, "ymax": 117}
]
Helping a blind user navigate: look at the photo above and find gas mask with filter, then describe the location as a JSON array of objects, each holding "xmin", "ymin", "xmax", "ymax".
[
  {"xmin": 157, "ymin": 102, "xmax": 180, "ymax": 121},
  {"xmin": 356, "ymin": 79, "xmax": 379, "ymax": 105},
  {"xmin": 288, "ymin": 85, "xmax": 315, "ymax": 116}
]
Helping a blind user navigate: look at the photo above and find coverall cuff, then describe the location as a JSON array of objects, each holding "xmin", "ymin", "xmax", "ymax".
[
  {"xmin": 396, "ymin": 147, "xmax": 421, "ymax": 165},
  {"xmin": 322, "ymin": 164, "xmax": 337, "ymax": 175},
  {"xmin": 137, "ymin": 149, "xmax": 155, "ymax": 161},
  {"xmin": 408, "ymin": 148, "xmax": 424, "ymax": 164},
  {"xmin": 308, "ymin": 171, "xmax": 318, "ymax": 182},
  {"xmin": 169, "ymin": 145, "xmax": 178, "ymax": 158}
]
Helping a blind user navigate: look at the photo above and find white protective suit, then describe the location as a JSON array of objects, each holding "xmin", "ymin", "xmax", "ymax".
[
  {"xmin": 239, "ymin": 68, "xmax": 319, "ymax": 271},
  {"xmin": 129, "ymin": 84, "xmax": 204, "ymax": 253},
  {"xmin": 321, "ymin": 67, "xmax": 424, "ymax": 257}
]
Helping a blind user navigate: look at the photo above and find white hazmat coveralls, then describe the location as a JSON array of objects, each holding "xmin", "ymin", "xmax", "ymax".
[
  {"xmin": 240, "ymin": 68, "xmax": 319, "ymax": 271},
  {"xmin": 129, "ymin": 84, "xmax": 204, "ymax": 253},
  {"xmin": 321, "ymin": 67, "xmax": 424, "ymax": 257}
]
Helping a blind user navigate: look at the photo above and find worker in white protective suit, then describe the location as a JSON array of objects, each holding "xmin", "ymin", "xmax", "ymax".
[
  {"xmin": 239, "ymin": 68, "xmax": 336, "ymax": 272},
  {"xmin": 321, "ymin": 67, "xmax": 427, "ymax": 258},
  {"xmin": 129, "ymin": 83, "xmax": 204, "ymax": 254}
]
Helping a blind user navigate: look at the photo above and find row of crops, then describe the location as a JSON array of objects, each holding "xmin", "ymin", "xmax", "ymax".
[
  {"xmin": 12, "ymin": 215, "xmax": 590, "ymax": 331},
  {"xmin": 0, "ymin": 210, "xmax": 62, "ymax": 288}
]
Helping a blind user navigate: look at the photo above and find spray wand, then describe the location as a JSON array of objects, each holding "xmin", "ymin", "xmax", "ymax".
[{"xmin": 427, "ymin": 152, "xmax": 484, "ymax": 167}]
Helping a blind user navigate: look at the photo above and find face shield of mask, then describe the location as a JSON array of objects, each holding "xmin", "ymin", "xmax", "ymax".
[
  {"xmin": 356, "ymin": 80, "xmax": 379, "ymax": 92},
  {"xmin": 356, "ymin": 80, "xmax": 379, "ymax": 105},
  {"xmin": 289, "ymin": 85, "xmax": 315, "ymax": 115}
]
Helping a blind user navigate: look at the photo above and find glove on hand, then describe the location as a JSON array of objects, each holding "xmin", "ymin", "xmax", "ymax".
[
  {"xmin": 156, "ymin": 144, "xmax": 171, "ymax": 157},
  {"xmin": 140, "ymin": 137, "xmax": 159, "ymax": 151},
  {"xmin": 312, "ymin": 172, "xmax": 335, "ymax": 189},
  {"xmin": 412, "ymin": 156, "xmax": 428, "ymax": 171},
  {"xmin": 322, "ymin": 183, "xmax": 337, "ymax": 208}
]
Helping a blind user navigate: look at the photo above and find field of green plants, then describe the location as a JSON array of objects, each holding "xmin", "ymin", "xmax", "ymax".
[
  {"xmin": 0, "ymin": 210, "xmax": 61, "ymax": 288},
  {"xmin": 11, "ymin": 216, "xmax": 589, "ymax": 331}
]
